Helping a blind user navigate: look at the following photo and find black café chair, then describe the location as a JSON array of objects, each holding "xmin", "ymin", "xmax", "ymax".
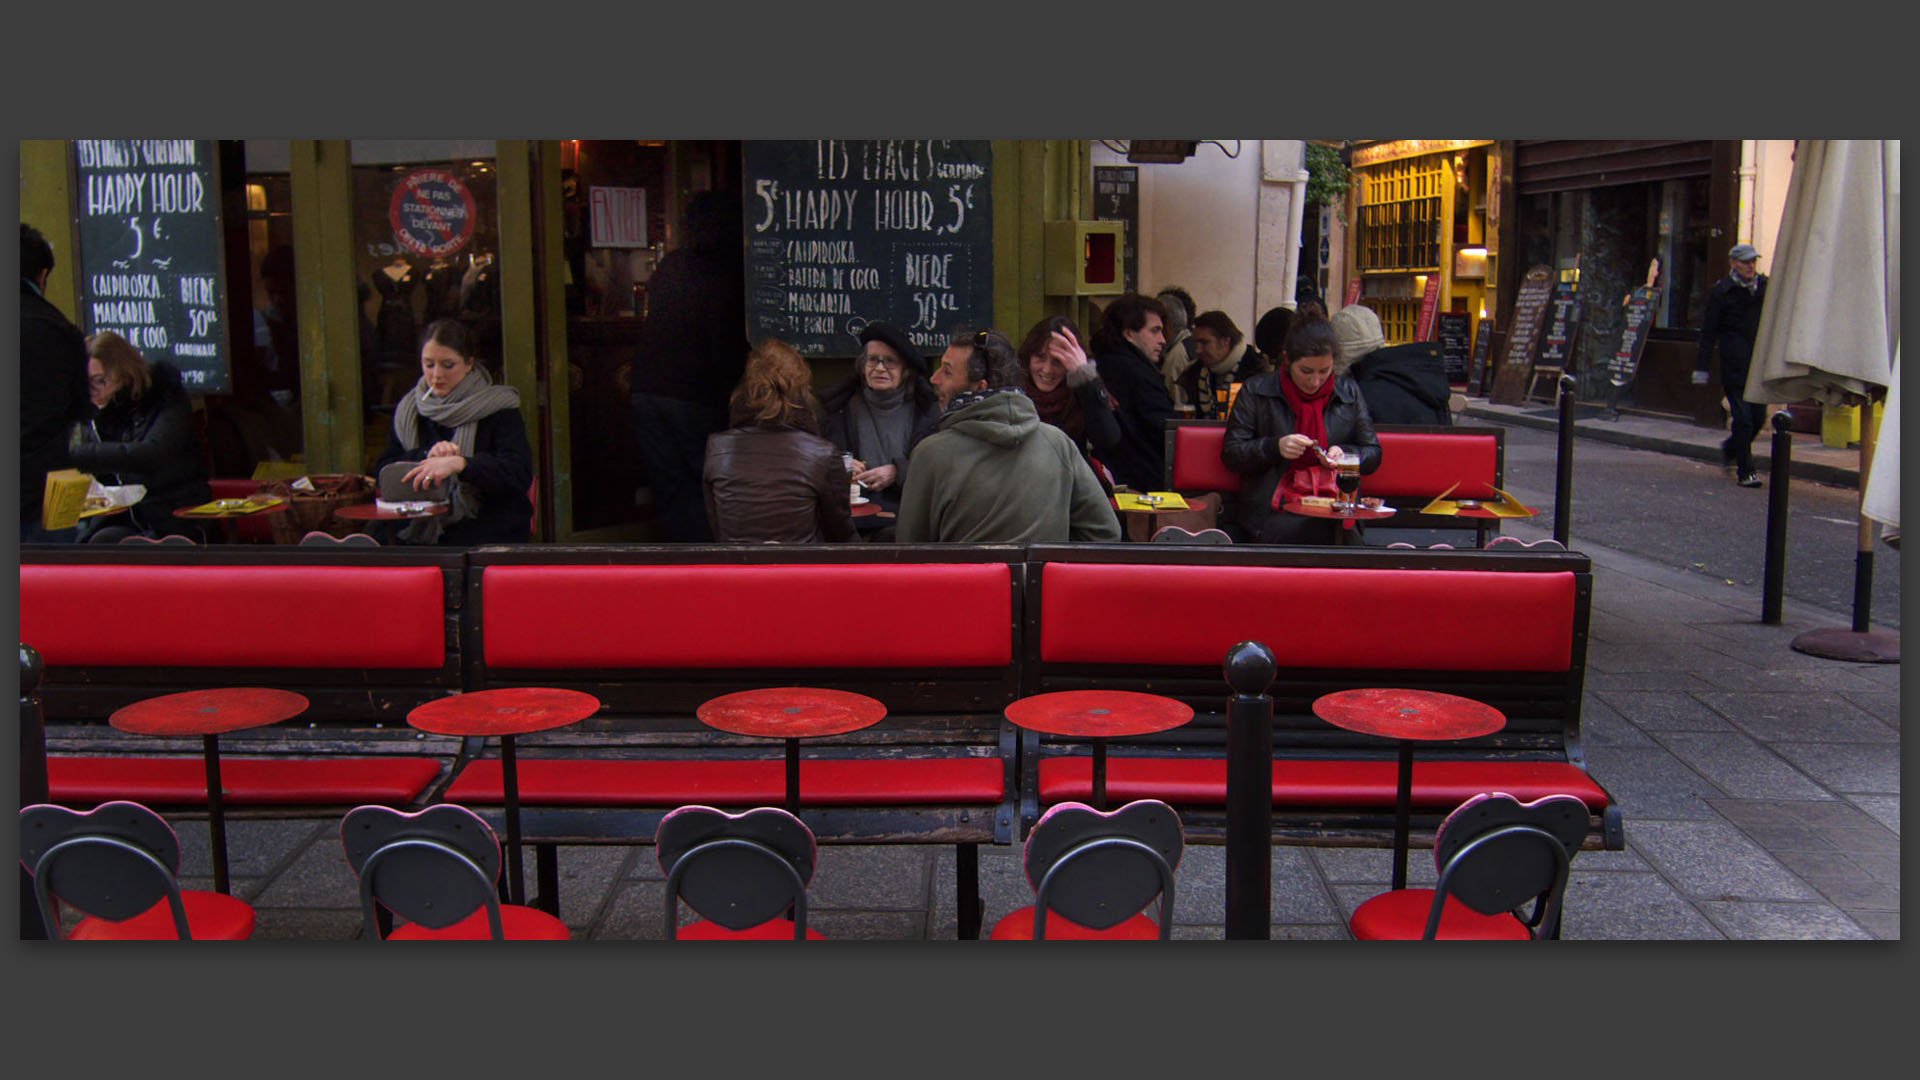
[
  {"xmin": 1347, "ymin": 791, "xmax": 1588, "ymax": 941},
  {"xmin": 989, "ymin": 799, "xmax": 1183, "ymax": 940},
  {"xmin": 340, "ymin": 804, "xmax": 569, "ymax": 941},
  {"xmin": 655, "ymin": 805, "xmax": 822, "ymax": 940},
  {"xmin": 20, "ymin": 801, "xmax": 257, "ymax": 941}
]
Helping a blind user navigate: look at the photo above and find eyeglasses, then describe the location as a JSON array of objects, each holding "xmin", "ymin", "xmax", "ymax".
[
  {"xmin": 863, "ymin": 354, "xmax": 902, "ymax": 369},
  {"xmin": 88, "ymin": 375, "xmax": 113, "ymax": 389}
]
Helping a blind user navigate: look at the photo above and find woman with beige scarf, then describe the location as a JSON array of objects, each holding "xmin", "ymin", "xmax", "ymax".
[{"xmin": 374, "ymin": 318, "xmax": 533, "ymax": 544}]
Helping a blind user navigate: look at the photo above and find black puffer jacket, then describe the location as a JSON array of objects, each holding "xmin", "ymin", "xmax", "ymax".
[
  {"xmin": 1696, "ymin": 273, "xmax": 1768, "ymax": 388},
  {"xmin": 20, "ymin": 281, "xmax": 90, "ymax": 518},
  {"xmin": 69, "ymin": 360, "xmax": 212, "ymax": 534},
  {"xmin": 1090, "ymin": 338, "xmax": 1177, "ymax": 491},
  {"xmin": 1348, "ymin": 342, "xmax": 1452, "ymax": 426},
  {"xmin": 1220, "ymin": 372, "xmax": 1381, "ymax": 542}
]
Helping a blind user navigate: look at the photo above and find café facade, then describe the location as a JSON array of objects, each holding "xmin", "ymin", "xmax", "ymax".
[{"xmin": 21, "ymin": 138, "xmax": 1145, "ymax": 542}]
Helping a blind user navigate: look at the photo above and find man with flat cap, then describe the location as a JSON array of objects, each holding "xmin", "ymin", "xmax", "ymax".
[
  {"xmin": 1693, "ymin": 242, "xmax": 1769, "ymax": 488},
  {"xmin": 818, "ymin": 321, "xmax": 942, "ymax": 514}
]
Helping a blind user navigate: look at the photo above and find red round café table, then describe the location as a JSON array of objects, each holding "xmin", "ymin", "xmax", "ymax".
[
  {"xmin": 1005, "ymin": 690, "xmax": 1195, "ymax": 810},
  {"xmin": 408, "ymin": 687, "xmax": 602, "ymax": 906},
  {"xmin": 696, "ymin": 688, "xmax": 887, "ymax": 813},
  {"xmin": 110, "ymin": 687, "xmax": 311, "ymax": 895},
  {"xmin": 334, "ymin": 503, "xmax": 449, "ymax": 522},
  {"xmin": 1312, "ymin": 688, "xmax": 1507, "ymax": 890},
  {"xmin": 1281, "ymin": 502, "xmax": 1397, "ymax": 545}
]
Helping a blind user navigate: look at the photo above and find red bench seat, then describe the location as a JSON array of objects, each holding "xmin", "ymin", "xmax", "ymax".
[
  {"xmin": 444, "ymin": 757, "xmax": 1006, "ymax": 807},
  {"xmin": 1037, "ymin": 758, "xmax": 1609, "ymax": 811},
  {"xmin": 48, "ymin": 755, "xmax": 443, "ymax": 805}
]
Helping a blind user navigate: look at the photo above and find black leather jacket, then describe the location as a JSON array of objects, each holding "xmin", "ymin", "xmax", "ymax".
[
  {"xmin": 703, "ymin": 425, "xmax": 856, "ymax": 543},
  {"xmin": 1220, "ymin": 372, "xmax": 1381, "ymax": 541}
]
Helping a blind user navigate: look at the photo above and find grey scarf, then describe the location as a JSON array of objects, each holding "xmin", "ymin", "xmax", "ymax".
[
  {"xmin": 392, "ymin": 365, "xmax": 521, "ymax": 544},
  {"xmin": 852, "ymin": 383, "xmax": 914, "ymax": 473}
]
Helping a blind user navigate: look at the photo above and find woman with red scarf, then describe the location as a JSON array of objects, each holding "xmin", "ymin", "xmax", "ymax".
[
  {"xmin": 1221, "ymin": 316, "xmax": 1381, "ymax": 544},
  {"xmin": 1017, "ymin": 314, "xmax": 1124, "ymax": 491}
]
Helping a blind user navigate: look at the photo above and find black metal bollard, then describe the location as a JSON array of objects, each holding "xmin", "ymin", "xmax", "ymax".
[
  {"xmin": 1223, "ymin": 640, "xmax": 1276, "ymax": 941},
  {"xmin": 1554, "ymin": 374, "xmax": 1578, "ymax": 547},
  {"xmin": 1762, "ymin": 412, "xmax": 1795, "ymax": 624},
  {"xmin": 20, "ymin": 643, "xmax": 50, "ymax": 939}
]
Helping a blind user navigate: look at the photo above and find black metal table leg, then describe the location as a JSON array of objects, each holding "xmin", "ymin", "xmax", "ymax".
[
  {"xmin": 204, "ymin": 733, "xmax": 231, "ymax": 895},
  {"xmin": 1091, "ymin": 739, "xmax": 1109, "ymax": 811},
  {"xmin": 1392, "ymin": 740, "xmax": 1414, "ymax": 891},
  {"xmin": 784, "ymin": 738, "xmax": 801, "ymax": 814},
  {"xmin": 501, "ymin": 734, "xmax": 524, "ymax": 906}
]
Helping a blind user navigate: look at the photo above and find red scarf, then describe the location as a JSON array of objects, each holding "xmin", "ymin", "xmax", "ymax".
[{"xmin": 1271, "ymin": 375, "xmax": 1338, "ymax": 510}]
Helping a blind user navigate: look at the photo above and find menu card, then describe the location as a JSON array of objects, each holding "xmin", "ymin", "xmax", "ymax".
[
  {"xmin": 1113, "ymin": 492, "xmax": 1191, "ymax": 512},
  {"xmin": 1419, "ymin": 482, "xmax": 1537, "ymax": 518}
]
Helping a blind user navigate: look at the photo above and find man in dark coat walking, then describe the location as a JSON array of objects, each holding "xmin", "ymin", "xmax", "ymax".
[
  {"xmin": 19, "ymin": 223, "xmax": 91, "ymax": 541},
  {"xmin": 1694, "ymin": 242, "xmax": 1769, "ymax": 488},
  {"xmin": 1089, "ymin": 292, "xmax": 1177, "ymax": 492}
]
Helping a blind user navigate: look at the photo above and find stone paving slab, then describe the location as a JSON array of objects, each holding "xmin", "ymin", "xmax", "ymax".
[
  {"xmin": 1695, "ymin": 901, "xmax": 1875, "ymax": 940},
  {"xmin": 1556, "ymin": 871, "xmax": 1725, "ymax": 940},
  {"xmin": 1650, "ymin": 732, "xmax": 1834, "ymax": 800},
  {"xmin": 1596, "ymin": 690, "xmax": 1739, "ymax": 732},
  {"xmin": 1581, "ymin": 746, "xmax": 1727, "ymax": 819},
  {"xmin": 1768, "ymin": 742, "xmax": 1901, "ymax": 794},
  {"xmin": 1700, "ymin": 693, "xmax": 1900, "ymax": 743},
  {"xmin": 1626, "ymin": 819, "xmax": 1825, "ymax": 902}
]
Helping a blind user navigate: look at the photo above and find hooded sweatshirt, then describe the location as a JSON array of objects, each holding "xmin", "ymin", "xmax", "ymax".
[{"xmin": 895, "ymin": 390, "xmax": 1121, "ymax": 543}]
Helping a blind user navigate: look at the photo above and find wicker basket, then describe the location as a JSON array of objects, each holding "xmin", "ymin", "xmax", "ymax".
[{"xmin": 263, "ymin": 474, "xmax": 375, "ymax": 544}]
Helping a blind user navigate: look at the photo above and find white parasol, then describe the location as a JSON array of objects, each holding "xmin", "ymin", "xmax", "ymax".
[
  {"xmin": 1860, "ymin": 343, "xmax": 1899, "ymax": 544},
  {"xmin": 1748, "ymin": 140, "xmax": 1899, "ymax": 407},
  {"xmin": 1747, "ymin": 140, "xmax": 1900, "ymax": 661}
]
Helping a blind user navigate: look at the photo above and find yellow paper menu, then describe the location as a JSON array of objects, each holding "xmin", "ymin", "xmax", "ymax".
[
  {"xmin": 1419, "ymin": 482, "xmax": 1464, "ymax": 516},
  {"xmin": 41, "ymin": 469, "xmax": 93, "ymax": 531},
  {"xmin": 1113, "ymin": 492, "xmax": 1191, "ymax": 512},
  {"xmin": 1480, "ymin": 485, "xmax": 1538, "ymax": 518}
]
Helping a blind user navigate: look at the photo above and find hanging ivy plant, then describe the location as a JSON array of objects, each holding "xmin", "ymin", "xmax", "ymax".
[{"xmin": 1303, "ymin": 142, "xmax": 1356, "ymax": 221}]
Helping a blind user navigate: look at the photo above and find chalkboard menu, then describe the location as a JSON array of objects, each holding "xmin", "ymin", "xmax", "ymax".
[
  {"xmin": 1093, "ymin": 165, "xmax": 1139, "ymax": 293},
  {"xmin": 1608, "ymin": 286, "xmax": 1660, "ymax": 388},
  {"xmin": 1467, "ymin": 317, "xmax": 1494, "ymax": 395},
  {"xmin": 1489, "ymin": 265, "xmax": 1555, "ymax": 404},
  {"xmin": 743, "ymin": 140, "xmax": 994, "ymax": 358},
  {"xmin": 1536, "ymin": 281, "xmax": 1582, "ymax": 369},
  {"xmin": 70, "ymin": 139, "xmax": 231, "ymax": 394},
  {"xmin": 1437, "ymin": 312, "xmax": 1472, "ymax": 384}
]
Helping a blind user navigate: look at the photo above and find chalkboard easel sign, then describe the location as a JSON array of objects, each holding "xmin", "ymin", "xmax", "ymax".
[
  {"xmin": 1604, "ymin": 284, "xmax": 1662, "ymax": 418},
  {"xmin": 70, "ymin": 139, "xmax": 231, "ymax": 394},
  {"xmin": 743, "ymin": 140, "xmax": 994, "ymax": 359},
  {"xmin": 1093, "ymin": 165, "xmax": 1139, "ymax": 294},
  {"xmin": 1467, "ymin": 317, "xmax": 1494, "ymax": 395},
  {"xmin": 1437, "ymin": 311, "xmax": 1472, "ymax": 384},
  {"xmin": 1489, "ymin": 265, "xmax": 1555, "ymax": 405}
]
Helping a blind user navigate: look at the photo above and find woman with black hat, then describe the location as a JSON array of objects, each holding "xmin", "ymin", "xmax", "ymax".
[{"xmin": 817, "ymin": 321, "xmax": 941, "ymax": 514}]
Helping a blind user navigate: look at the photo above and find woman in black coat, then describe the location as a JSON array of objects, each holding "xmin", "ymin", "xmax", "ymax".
[
  {"xmin": 374, "ymin": 318, "xmax": 533, "ymax": 544},
  {"xmin": 70, "ymin": 331, "xmax": 211, "ymax": 541},
  {"xmin": 1221, "ymin": 317, "xmax": 1381, "ymax": 544},
  {"xmin": 817, "ymin": 321, "xmax": 940, "ymax": 514}
]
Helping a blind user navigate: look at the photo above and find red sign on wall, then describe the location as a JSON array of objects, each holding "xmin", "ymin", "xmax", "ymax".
[
  {"xmin": 388, "ymin": 168, "xmax": 477, "ymax": 258},
  {"xmin": 1343, "ymin": 279, "xmax": 1362, "ymax": 308},
  {"xmin": 1415, "ymin": 274, "xmax": 1442, "ymax": 341},
  {"xmin": 590, "ymin": 186, "xmax": 648, "ymax": 248}
]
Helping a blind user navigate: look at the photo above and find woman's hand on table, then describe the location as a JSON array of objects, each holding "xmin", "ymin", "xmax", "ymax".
[
  {"xmin": 854, "ymin": 463, "xmax": 898, "ymax": 491},
  {"xmin": 1277, "ymin": 433, "xmax": 1315, "ymax": 461},
  {"xmin": 403, "ymin": 454, "xmax": 465, "ymax": 489}
]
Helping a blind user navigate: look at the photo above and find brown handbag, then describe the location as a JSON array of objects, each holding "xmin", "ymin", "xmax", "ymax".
[{"xmin": 264, "ymin": 473, "xmax": 376, "ymax": 543}]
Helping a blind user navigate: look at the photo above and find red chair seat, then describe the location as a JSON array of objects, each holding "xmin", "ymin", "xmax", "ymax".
[
  {"xmin": 1037, "ymin": 758, "xmax": 1609, "ymax": 811},
  {"xmin": 67, "ymin": 890, "xmax": 256, "ymax": 941},
  {"xmin": 444, "ymin": 758, "xmax": 1004, "ymax": 806},
  {"xmin": 676, "ymin": 919, "xmax": 826, "ymax": 941},
  {"xmin": 385, "ymin": 905, "xmax": 570, "ymax": 941},
  {"xmin": 989, "ymin": 907, "xmax": 1163, "ymax": 940},
  {"xmin": 49, "ymin": 756, "xmax": 443, "ymax": 806},
  {"xmin": 1347, "ymin": 888, "xmax": 1531, "ymax": 941}
]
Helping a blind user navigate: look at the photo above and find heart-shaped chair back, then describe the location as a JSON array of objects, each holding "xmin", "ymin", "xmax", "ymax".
[
  {"xmin": 341, "ymin": 804, "xmax": 503, "ymax": 932},
  {"xmin": 1433, "ymin": 792, "xmax": 1588, "ymax": 919},
  {"xmin": 1024, "ymin": 800, "xmax": 1184, "ymax": 933},
  {"xmin": 20, "ymin": 801, "xmax": 184, "ymax": 923},
  {"xmin": 655, "ymin": 806, "xmax": 817, "ymax": 934}
]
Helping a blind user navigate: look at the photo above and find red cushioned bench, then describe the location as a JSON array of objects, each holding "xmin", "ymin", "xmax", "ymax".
[
  {"xmin": 1019, "ymin": 543, "xmax": 1621, "ymax": 852},
  {"xmin": 443, "ymin": 543, "xmax": 1026, "ymax": 937},
  {"xmin": 1164, "ymin": 420, "xmax": 1507, "ymax": 546},
  {"xmin": 19, "ymin": 545, "xmax": 467, "ymax": 817}
]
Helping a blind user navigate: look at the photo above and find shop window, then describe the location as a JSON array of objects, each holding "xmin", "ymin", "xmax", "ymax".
[
  {"xmin": 348, "ymin": 141, "xmax": 502, "ymax": 470},
  {"xmin": 1357, "ymin": 156, "xmax": 1445, "ymax": 272},
  {"xmin": 201, "ymin": 140, "xmax": 304, "ymax": 479}
]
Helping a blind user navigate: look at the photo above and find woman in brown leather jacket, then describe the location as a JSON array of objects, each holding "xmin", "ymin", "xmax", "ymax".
[{"xmin": 702, "ymin": 339, "xmax": 857, "ymax": 544}]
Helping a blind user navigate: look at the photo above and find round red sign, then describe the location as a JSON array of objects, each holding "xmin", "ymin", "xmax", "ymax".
[{"xmin": 388, "ymin": 168, "xmax": 477, "ymax": 258}]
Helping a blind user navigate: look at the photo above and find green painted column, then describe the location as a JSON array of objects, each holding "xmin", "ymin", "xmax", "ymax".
[{"xmin": 288, "ymin": 140, "xmax": 363, "ymax": 474}]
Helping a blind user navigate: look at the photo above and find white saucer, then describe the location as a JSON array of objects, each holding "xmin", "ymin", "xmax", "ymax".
[{"xmin": 850, "ymin": 496, "xmax": 871, "ymax": 506}]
